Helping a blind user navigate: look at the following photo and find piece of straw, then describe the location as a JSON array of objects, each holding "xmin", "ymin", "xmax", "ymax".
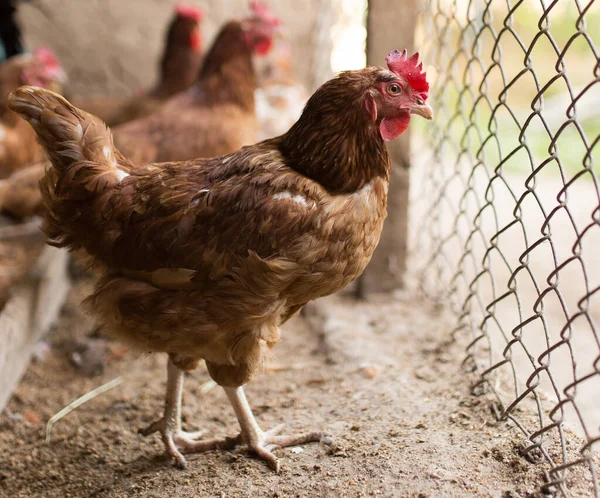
[{"xmin": 45, "ymin": 376, "xmax": 123, "ymax": 443}]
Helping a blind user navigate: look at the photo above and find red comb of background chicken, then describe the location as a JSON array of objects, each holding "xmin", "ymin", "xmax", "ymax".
[
  {"xmin": 21, "ymin": 47, "xmax": 65, "ymax": 87},
  {"xmin": 33, "ymin": 47, "xmax": 60, "ymax": 70},
  {"xmin": 386, "ymin": 49, "xmax": 429, "ymax": 95},
  {"xmin": 249, "ymin": 1, "xmax": 281, "ymax": 27},
  {"xmin": 175, "ymin": 3, "xmax": 204, "ymax": 22}
]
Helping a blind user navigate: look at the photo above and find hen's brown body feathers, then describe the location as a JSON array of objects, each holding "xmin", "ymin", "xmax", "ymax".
[
  {"xmin": 91, "ymin": 146, "xmax": 385, "ymax": 385},
  {"xmin": 113, "ymin": 22, "xmax": 257, "ymax": 165},
  {"xmin": 9, "ymin": 68, "xmax": 389, "ymax": 387}
]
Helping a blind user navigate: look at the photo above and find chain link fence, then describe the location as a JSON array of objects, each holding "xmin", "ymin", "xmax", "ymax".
[{"xmin": 412, "ymin": 0, "xmax": 600, "ymax": 495}]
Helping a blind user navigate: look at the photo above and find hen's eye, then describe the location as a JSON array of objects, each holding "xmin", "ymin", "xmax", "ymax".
[{"xmin": 387, "ymin": 83, "xmax": 402, "ymax": 95}]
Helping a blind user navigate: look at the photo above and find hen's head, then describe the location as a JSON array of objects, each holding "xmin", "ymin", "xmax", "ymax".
[
  {"xmin": 363, "ymin": 50, "xmax": 433, "ymax": 141},
  {"xmin": 172, "ymin": 4, "xmax": 204, "ymax": 52},
  {"xmin": 241, "ymin": 1, "xmax": 281, "ymax": 56},
  {"xmin": 21, "ymin": 48, "xmax": 66, "ymax": 93}
]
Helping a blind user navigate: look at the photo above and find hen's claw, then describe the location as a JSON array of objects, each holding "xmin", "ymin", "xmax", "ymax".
[
  {"xmin": 139, "ymin": 418, "xmax": 239, "ymax": 468},
  {"xmin": 224, "ymin": 386, "xmax": 326, "ymax": 472},
  {"xmin": 238, "ymin": 424, "xmax": 326, "ymax": 472},
  {"xmin": 139, "ymin": 418, "xmax": 208, "ymax": 468},
  {"xmin": 141, "ymin": 358, "xmax": 232, "ymax": 468},
  {"xmin": 139, "ymin": 418, "xmax": 206, "ymax": 440}
]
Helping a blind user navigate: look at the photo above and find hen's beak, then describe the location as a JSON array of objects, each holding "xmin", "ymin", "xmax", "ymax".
[{"xmin": 410, "ymin": 102, "xmax": 434, "ymax": 120}]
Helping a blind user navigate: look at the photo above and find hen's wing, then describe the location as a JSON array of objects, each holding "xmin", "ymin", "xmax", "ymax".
[{"xmin": 94, "ymin": 146, "xmax": 319, "ymax": 278}]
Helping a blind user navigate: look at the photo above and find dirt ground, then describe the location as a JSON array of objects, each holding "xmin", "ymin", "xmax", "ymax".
[{"xmin": 0, "ymin": 279, "xmax": 596, "ymax": 498}]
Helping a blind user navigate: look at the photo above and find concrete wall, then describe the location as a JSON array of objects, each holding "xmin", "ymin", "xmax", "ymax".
[{"xmin": 18, "ymin": 0, "xmax": 332, "ymax": 96}]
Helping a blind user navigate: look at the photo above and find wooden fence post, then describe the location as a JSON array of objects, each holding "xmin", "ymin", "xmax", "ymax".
[
  {"xmin": 0, "ymin": 246, "xmax": 70, "ymax": 412},
  {"xmin": 357, "ymin": 0, "xmax": 418, "ymax": 296}
]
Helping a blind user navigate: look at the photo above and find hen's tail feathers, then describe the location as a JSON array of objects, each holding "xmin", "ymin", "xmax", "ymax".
[
  {"xmin": 8, "ymin": 86, "xmax": 132, "ymax": 248},
  {"xmin": 8, "ymin": 86, "xmax": 130, "ymax": 186}
]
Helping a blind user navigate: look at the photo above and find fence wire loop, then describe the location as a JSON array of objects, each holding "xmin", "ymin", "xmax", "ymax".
[{"xmin": 415, "ymin": 1, "xmax": 600, "ymax": 496}]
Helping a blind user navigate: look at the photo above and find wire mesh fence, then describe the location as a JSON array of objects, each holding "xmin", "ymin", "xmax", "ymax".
[{"xmin": 412, "ymin": 0, "xmax": 600, "ymax": 496}]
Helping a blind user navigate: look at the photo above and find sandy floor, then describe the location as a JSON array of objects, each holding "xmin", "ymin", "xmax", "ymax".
[{"xmin": 0, "ymin": 280, "xmax": 596, "ymax": 497}]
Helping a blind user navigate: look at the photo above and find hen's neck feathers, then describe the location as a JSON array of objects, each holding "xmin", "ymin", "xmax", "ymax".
[
  {"xmin": 196, "ymin": 21, "xmax": 256, "ymax": 110},
  {"xmin": 279, "ymin": 68, "xmax": 390, "ymax": 193},
  {"xmin": 153, "ymin": 18, "xmax": 202, "ymax": 98}
]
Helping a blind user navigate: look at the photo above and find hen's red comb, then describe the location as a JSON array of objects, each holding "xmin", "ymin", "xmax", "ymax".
[
  {"xmin": 249, "ymin": 1, "xmax": 281, "ymax": 26},
  {"xmin": 175, "ymin": 4, "xmax": 204, "ymax": 22},
  {"xmin": 386, "ymin": 49, "xmax": 429, "ymax": 94}
]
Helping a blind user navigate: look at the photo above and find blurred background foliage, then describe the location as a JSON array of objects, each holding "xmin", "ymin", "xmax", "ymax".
[{"xmin": 415, "ymin": 0, "xmax": 599, "ymax": 178}]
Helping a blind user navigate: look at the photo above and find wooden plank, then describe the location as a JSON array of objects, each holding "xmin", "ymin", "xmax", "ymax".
[
  {"xmin": 0, "ymin": 284, "xmax": 36, "ymax": 411},
  {"xmin": 358, "ymin": 0, "xmax": 418, "ymax": 295},
  {"xmin": 0, "ymin": 246, "xmax": 70, "ymax": 412},
  {"xmin": 32, "ymin": 246, "xmax": 70, "ymax": 338}
]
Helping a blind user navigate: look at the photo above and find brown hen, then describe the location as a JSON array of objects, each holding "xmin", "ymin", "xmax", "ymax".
[
  {"xmin": 112, "ymin": 1, "xmax": 280, "ymax": 164},
  {"xmin": 9, "ymin": 49, "xmax": 433, "ymax": 471}
]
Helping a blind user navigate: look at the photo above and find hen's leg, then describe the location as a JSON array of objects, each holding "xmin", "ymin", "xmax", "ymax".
[
  {"xmin": 223, "ymin": 386, "xmax": 325, "ymax": 472},
  {"xmin": 139, "ymin": 358, "xmax": 214, "ymax": 467}
]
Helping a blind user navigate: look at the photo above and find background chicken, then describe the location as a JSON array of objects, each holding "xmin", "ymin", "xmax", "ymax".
[
  {"xmin": 0, "ymin": 2, "xmax": 280, "ymax": 220},
  {"xmin": 0, "ymin": 161, "xmax": 45, "ymax": 219},
  {"xmin": 255, "ymin": 40, "xmax": 310, "ymax": 141},
  {"xmin": 0, "ymin": 47, "xmax": 65, "ymax": 178},
  {"xmin": 72, "ymin": 4, "xmax": 205, "ymax": 127},
  {"xmin": 10, "ymin": 48, "xmax": 432, "ymax": 471},
  {"xmin": 112, "ymin": 1, "xmax": 280, "ymax": 164}
]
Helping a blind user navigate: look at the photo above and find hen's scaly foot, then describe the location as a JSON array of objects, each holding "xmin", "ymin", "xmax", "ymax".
[
  {"xmin": 140, "ymin": 418, "xmax": 206, "ymax": 441},
  {"xmin": 139, "ymin": 418, "xmax": 237, "ymax": 468},
  {"xmin": 140, "ymin": 358, "xmax": 233, "ymax": 468},
  {"xmin": 138, "ymin": 418, "xmax": 205, "ymax": 468},
  {"xmin": 224, "ymin": 387, "xmax": 327, "ymax": 472},
  {"xmin": 237, "ymin": 423, "xmax": 326, "ymax": 472}
]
